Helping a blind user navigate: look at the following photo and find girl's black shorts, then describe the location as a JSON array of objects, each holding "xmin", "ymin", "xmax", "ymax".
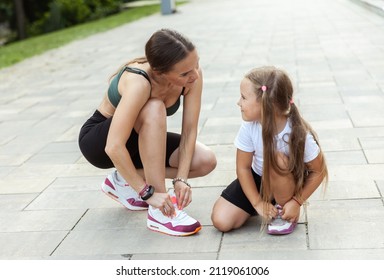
[{"xmin": 221, "ymin": 169, "xmax": 262, "ymax": 216}]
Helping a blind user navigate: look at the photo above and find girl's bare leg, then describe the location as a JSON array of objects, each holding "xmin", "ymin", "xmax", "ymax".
[
  {"xmin": 270, "ymin": 152, "xmax": 295, "ymax": 206},
  {"xmin": 211, "ymin": 197, "xmax": 250, "ymax": 232}
]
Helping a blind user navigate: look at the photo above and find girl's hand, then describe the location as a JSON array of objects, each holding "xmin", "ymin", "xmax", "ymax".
[
  {"xmin": 254, "ymin": 201, "xmax": 278, "ymax": 220},
  {"xmin": 173, "ymin": 181, "xmax": 192, "ymax": 210},
  {"xmin": 281, "ymin": 199, "xmax": 300, "ymax": 223},
  {"xmin": 146, "ymin": 192, "xmax": 175, "ymax": 217}
]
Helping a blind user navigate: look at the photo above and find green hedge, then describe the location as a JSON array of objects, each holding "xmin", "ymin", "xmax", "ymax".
[{"xmin": 28, "ymin": 0, "xmax": 122, "ymax": 36}]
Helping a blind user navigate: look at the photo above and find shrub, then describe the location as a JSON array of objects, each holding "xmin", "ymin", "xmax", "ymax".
[{"xmin": 28, "ymin": 0, "xmax": 122, "ymax": 36}]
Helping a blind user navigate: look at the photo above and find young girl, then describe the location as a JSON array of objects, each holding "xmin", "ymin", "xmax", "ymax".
[{"xmin": 211, "ymin": 66, "xmax": 328, "ymax": 235}]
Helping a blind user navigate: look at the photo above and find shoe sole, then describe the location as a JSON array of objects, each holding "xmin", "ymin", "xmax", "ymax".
[
  {"xmin": 267, "ymin": 223, "xmax": 297, "ymax": 235},
  {"xmin": 101, "ymin": 182, "xmax": 148, "ymax": 211},
  {"xmin": 147, "ymin": 219, "xmax": 202, "ymax": 237}
]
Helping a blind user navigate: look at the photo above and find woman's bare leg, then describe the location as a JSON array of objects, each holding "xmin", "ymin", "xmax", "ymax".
[
  {"xmin": 167, "ymin": 141, "xmax": 217, "ymax": 178},
  {"xmin": 134, "ymin": 99, "xmax": 167, "ymax": 193}
]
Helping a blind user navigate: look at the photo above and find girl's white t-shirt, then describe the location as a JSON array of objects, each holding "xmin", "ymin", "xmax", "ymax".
[{"xmin": 234, "ymin": 119, "xmax": 320, "ymax": 176}]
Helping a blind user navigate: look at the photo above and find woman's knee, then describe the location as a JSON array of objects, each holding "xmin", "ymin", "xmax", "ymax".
[
  {"xmin": 193, "ymin": 143, "xmax": 217, "ymax": 176},
  {"xmin": 136, "ymin": 99, "xmax": 166, "ymax": 130}
]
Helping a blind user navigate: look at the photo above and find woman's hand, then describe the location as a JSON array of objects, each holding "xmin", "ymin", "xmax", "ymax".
[
  {"xmin": 173, "ymin": 181, "xmax": 192, "ymax": 210},
  {"xmin": 146, "ymin": 192, "xmax": 175, "ymax": 217},
  {"xmin": 281, "ymin": 199, "xmax": 300, "ymax": 223}
]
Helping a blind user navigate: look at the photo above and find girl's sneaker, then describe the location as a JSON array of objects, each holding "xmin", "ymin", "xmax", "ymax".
[
  {"xmin": 147, "ymin": 190, "xmax": 201, "ymax": 236},
  {"xmin": 101, "ymin": 171, "xmax": 148, "ymax": 210},
  {"xmin": 267, "ymin": 205, "xmax": 297, "ymax": 235}
]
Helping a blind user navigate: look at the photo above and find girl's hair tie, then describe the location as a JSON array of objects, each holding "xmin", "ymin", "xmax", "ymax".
[{"xmin": 261, "ymin": 85, "xmax": 267, "ymax": 92}]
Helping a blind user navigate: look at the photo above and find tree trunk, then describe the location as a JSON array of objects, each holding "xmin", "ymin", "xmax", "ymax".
[{"xmin": 14, "ymin": 0, "xmax": 26, "ymax": 40}]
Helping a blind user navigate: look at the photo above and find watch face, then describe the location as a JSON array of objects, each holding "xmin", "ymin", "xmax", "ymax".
[{"xmin": 141, "ymin": 185, "xmax": 154, "ymax": 200}]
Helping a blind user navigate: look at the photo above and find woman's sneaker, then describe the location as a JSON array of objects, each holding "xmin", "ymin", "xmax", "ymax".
[
  {"xmin": 101, "ymin": 171, "xmax": 148, "ymax": 210},
  {"xmin": 267, "ymin": 205, "xmax": 297, "ymax": 235},
  {"xmin": 147, "ymin": 191, "xmax": 201, "ymax": 236}
]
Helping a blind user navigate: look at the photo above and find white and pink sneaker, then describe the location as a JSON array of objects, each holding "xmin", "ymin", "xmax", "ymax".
[
  {"xmin": 147, "ymin": 190, "xmax": 201, "ymax": 236},
  {"xmin": 267, "ymin": 205, "xmax": 297, "ymax": 235},
  {"xmin": 101, "ymin": 171, "xmax": 148, "ymax": 211}
]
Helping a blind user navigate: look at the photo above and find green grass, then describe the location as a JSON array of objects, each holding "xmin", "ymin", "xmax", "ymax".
[{"xmin": 0, "ymin": 4, "xmax": 162, "ymax": 70}]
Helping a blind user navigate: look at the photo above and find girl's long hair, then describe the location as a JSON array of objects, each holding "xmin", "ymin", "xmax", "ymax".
[{"xmin": 245, "ymin": 66, "xmax": 328, "ymax": 207}]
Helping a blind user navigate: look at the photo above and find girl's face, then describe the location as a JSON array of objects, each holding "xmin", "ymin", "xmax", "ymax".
[
  {"xmin": 237, "ymin": 78, "xmax": 262, "ymax": 122},
  {"xmin": 163, "ymin": 49, "xmax": 200, "ymax": 89}
]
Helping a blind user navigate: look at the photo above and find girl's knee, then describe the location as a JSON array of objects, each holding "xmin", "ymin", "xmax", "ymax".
[
  {"xmin": 211, "ymin": 198, "xmax": 245, "ymax": 232},
  {"xmin": 211, "ymin": 211, "xmax": 233, "ymax": 233}
]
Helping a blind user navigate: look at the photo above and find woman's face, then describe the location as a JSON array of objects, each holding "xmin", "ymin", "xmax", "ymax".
[
  {"xmin": 237, "ymin": 78, "xmax": 262, "ymax": 122},
  {"xmin": 163, "ymin": 49, "xmax": 200, "ymax": 88}
]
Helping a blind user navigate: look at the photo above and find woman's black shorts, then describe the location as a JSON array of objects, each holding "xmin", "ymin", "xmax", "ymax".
[{"xmin": 78, "ymin": 110, "xmax": 181, "ymax": 169}]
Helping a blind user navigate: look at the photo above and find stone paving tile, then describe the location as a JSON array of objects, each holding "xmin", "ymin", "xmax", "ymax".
[
  {"xmin": 197, "ymin": 132, "xmax": 236, "ymax": 146},
  {"xmin": 0, "ymin": 231, "xmax": 68, "ymax": 259},
  {"xmin": 46, "ymin": 176, "xmax": 105, "ymax": 192},
  {"xmin": 0, "ymin": 209, "xmax": 85, "ymax": 232},
  {"xmin": 310, "ymin": 180, "xmax": 380, "ymax": 201},
  {"xmin": 319, "ymin": 137, "xmax": 361, "ymax": 152},
  {"xmin": 219, "ymin": 217, "xmax": 308, "ymax": 257},
  {"xmin": 300, "ymin": 104, "xmax": 351, "ymax": 123},
  {"xmin": 52, "ymin": 226, "xmax": 222, "ymax": 257},
  {"xmin": 0, "ymin": 194, "xmax": 38, "ymax": 211},
  {"xmin": 307, "ymin": 199, "xmax": 384, "ymax": 250},
  {"xmin": 219, "ymin": 249, "xmax": 384, "ymax": 260},
  {"xmin": 377, "ymin": 181, "xmax": 384, "ymax": 196},
  {"xmin": 328, "ymin": 164, "xmax": 384, "ymax": 181},
  {"xmin": 348, "ymin": 106, "xmax": 384, "ymax": 128},
  {"xmin": 364, "ymin": 149, "xmax": 384, "ymax": 164},
  {"xmin": 52, "ymin": 163, "xmax": 112, "ymax": 178},
  {"xmin": 25, "ymin": 152, "xmax": 81, "ymax": 165},
  {"xmin": 324, "ymin": 150, "xmax": 367, "ymax": 165},
  {"xmin": 360, "ymin": 137, "xmax": 384, "ymax": 164},
  {"xmin": 131, "ymin": 252, "xmax": 218, "ymax": 260},
  {"xmin": 189, "ymin": 170, "xmax": 236, "ymax": 188},
  {"xmin": 0, "ymin": 178, "xmax": 54, "ymax": 194},
  {"xmin": 73, "ymin": 208, "xmax": 146, "ymax": 231},
  {"xmin": 25, "ymin": 190, "xmax": 117, "ymax": 210},
  {"xmin": 311, "ymin": 119, "xmax": 354, "ymax": 131}
]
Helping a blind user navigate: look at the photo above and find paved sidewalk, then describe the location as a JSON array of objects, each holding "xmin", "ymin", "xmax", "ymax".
[
  {"xmin": 351, "ymin": 0, "xmax": 384, "ymax": 17},
  {"xmin": 0, "ymin": 0, "xmax": 384, "ymax": 260}
]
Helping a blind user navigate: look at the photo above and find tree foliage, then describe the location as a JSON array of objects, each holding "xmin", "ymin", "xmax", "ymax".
[{"xmin": 0, "ymin": 0, "xmax": 123, "ymax": 42}]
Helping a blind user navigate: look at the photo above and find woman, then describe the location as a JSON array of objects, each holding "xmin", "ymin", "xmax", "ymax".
[{"xmin": 79, "ymin": 29, "xmax": 216, "ymax": 236}]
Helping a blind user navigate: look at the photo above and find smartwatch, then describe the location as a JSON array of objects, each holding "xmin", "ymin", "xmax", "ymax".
[{"xmin": 139, "ymin": 185, "xmax": 155, "ymax": 201}]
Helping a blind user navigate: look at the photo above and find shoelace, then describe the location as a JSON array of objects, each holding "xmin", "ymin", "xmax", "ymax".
[{"xmin": 169, "ymin": 195, "xmax": 188, "ymax": 219}]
